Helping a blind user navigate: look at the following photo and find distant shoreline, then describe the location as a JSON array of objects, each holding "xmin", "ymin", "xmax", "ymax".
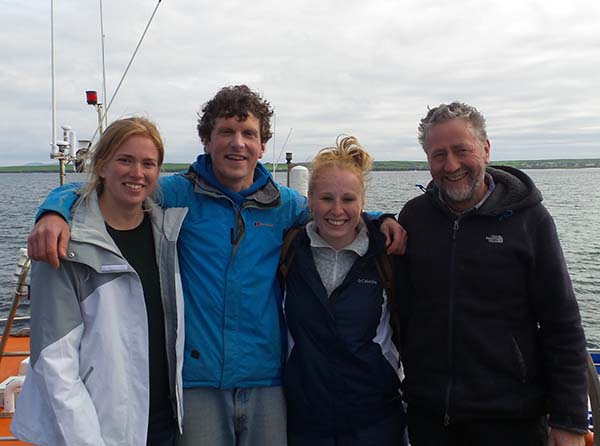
[{"xmin": 1, "ymin": 159, "xmax": 600, "ymax": 173}]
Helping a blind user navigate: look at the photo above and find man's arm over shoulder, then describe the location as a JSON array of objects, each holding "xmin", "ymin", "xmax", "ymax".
[
  {"xmin": 362, "ymin": 212, "xmax": 407, "ymax": 255},
  {"xmin": 281, "ymin": 186, "xmax": 407, "ymax": 253},
  {"xmin": 530, "ymin": 205, "xmax": 588, "ymax": 434},
  {"xmin": 279, "ymin": 186, "xmax": 309, "ymax": 229},
  {"xmin": 35, "ymin": 182, "xmax": 82, "ymax": 222},
  {"xmin": 157, "ymin": 171, "xmax": 193, "ymax": 208},
  {"xmin": 29, "ymin": 182, "xmax": 82, "ymax": 268}
]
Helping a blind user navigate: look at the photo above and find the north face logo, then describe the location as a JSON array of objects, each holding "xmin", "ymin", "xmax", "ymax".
[{"xmin": 485, "ymin": 234, "xmax": 504, "ymax": 244}]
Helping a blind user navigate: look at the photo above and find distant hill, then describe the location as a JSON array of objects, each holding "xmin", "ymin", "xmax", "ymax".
[{"xmin": 1, "ymin": 159, "xmax": 599, "ymax": 173}]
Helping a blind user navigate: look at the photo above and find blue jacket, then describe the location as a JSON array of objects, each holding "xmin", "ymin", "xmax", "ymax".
[
  {"xmin": 37, "ymin": 156, "xmax": 308, "ymax": 389},
  {"xmin": 283, "ymin": 220, "xmax": 403, "ymax": 435}
]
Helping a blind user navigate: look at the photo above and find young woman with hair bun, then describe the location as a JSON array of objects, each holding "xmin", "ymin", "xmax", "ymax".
[{"xmin": 282, "ymin": 136, "xmax": 406, "ymax": 446}]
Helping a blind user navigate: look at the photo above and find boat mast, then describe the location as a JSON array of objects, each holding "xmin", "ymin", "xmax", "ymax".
[
  {"xmin": 50, "ymin": 0, "xmax": 71, "ymax": 185},
  {"xmin": 47, "ymin": 0, "xmax": 163, "ymax": 178},
  {"xmin": 99, "ymin": 0, "xmax": 108, "ymax": 128},
  {"xmin": 50, "ymin": 0, "xmax": 58, "ymax": 172}
]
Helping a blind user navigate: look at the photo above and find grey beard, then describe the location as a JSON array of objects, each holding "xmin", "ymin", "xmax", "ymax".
[{"xmin": 438, "ymin": 173, "xmax": 484, "ymax": 205}]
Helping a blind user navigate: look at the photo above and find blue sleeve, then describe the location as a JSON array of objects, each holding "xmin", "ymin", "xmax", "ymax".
[
  {"xmin": 366, "ymin": 211, "xmax": 384, "ymax": 220},
  {"xmin": 157, "ymin": 172, "xmax": 191, "ymax": 208},
  {"xmin": 281, "ymin": 187, "xmax": 309, "ymax": 229},
  {"xmin": 35, "ymin": 171, "xmax": 192, "ymax": 222},
  {"xmin": 35, "ymin": 182, "xmax": 84, "ymax": 223}
]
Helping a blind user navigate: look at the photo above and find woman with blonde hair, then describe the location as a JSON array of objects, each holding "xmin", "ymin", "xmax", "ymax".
[
  {"xmin": 281, "ymin": 136, "xmax": 406, "ymax": 445},
  {"xmin": 12, "ymin": 117, "xmax": 187, "ymax": 446}
]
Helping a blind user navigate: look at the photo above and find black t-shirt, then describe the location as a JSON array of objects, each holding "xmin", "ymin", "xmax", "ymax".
[{"xmin": 106, "ymin": 213, "xmax": 175, "ymax": 436}]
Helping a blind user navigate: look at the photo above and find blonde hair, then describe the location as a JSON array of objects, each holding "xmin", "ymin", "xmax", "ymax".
[
  {"xmin": 80, "ymin": 116, "xmax": 164, "ymax": 200},
  {"xmin": 309, "ymin": 135, "xmax": 373, "ymax": 200}
]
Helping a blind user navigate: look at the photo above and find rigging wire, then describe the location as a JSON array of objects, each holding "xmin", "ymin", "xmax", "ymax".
[
  {"xmin": 271, "ymin": 113, "xmax": 276, "ymax": 171},
  {"xmin": 272, "ymin": 127, "xmax": 293, "ymax": 174},
  {"xmin": 88, "ymin": 0, "xmax": 163, "ymax": 146}
]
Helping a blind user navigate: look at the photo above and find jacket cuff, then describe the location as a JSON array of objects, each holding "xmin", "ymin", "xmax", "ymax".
[{"xmin": 548, "ymin": 414, "xmax": 590, "ymax": 435}]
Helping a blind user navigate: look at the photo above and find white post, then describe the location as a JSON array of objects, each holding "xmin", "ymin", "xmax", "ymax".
[{"xmin": 289, "ymin": 166, "xmax": 310, "ymax": 197}]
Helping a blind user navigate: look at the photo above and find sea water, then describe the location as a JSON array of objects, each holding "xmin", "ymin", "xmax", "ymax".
[{"xmin": 0, "ymin": 169, "xmax": 599, "ymax": 344}]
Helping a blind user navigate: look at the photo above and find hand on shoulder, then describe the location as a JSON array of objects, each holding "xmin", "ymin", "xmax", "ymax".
[{"xmin": 28, "ymin": 212, "xmax": 70, "ymax": 269}]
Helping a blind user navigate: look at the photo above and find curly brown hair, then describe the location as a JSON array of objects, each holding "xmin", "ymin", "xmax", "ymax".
[{"xmin": 197, "ymin": 85, "xmax": 274, "ymax": 145}]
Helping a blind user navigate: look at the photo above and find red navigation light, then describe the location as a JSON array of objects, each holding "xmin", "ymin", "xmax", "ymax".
[{"xmin": 86, "ymin": 90, "xmax": 98, "ymax": 105}]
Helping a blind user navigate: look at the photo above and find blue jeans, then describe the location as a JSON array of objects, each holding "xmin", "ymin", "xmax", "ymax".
[{"xmin": 176, "ymin": 386, "xmax": 287, "ymax": 446}]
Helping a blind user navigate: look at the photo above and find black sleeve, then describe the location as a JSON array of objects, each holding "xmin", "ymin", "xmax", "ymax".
[{"xmin": 528, "ymin": 205, "xmax": 588, "ymax": 433}]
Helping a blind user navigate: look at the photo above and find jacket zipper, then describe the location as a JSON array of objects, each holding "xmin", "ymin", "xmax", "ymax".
[
  {"xmin": 444, "ymin": 217, "xmax": 460, "ymax": 426},
  {"xmin": 156, "ymin": 233, "xmax": 180, "ymax": 418}
]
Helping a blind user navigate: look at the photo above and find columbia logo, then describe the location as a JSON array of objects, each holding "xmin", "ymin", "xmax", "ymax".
[
  {"xmin": 485, "ymin": 234, "xmax": 504, "ymax": 244},
  {"xmin": 254, "ymin": 221, "xmax": 274, "ymax": 228},
  {"xmin": 357, "ymin": 278, "xmax": 378, "ymax": 285}
]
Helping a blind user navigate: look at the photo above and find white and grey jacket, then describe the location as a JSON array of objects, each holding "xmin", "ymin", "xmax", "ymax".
[{"xmin": 11, "ymin": 192, "xmax": 187, "ymax": 446}]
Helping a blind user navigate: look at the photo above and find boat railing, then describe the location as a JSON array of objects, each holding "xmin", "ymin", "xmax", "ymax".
[
  {"xmin": 0, "ymin": 249, "xmax": 30, "ymax": 443},
  {"xmin": 588, "ymin": 349, "xmax": 600, "ymax": 445},
  {"xmin": 0, "ymin": 249, "xmax": 30, "ymax": 366}
]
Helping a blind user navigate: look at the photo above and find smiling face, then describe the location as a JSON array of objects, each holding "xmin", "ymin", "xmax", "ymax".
[
  {"xmin": 424, "ymin": 118, "xmax": 490, "ymax": 212},
  {"xmin": 308, "ymin": 166, "xmax": 364, "ymax": 250},
  {"xmin": 204, "ymin": 113, "xmax": 265, "ymax": 192},
  {"xmin": 98, "ymin": 135, "xmax": 160, "ymax": 213}
]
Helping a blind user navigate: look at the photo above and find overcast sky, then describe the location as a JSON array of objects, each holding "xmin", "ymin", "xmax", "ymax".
[{"xmin": 1, "ymin": 0, "xmax": 599, "ymax": 166}]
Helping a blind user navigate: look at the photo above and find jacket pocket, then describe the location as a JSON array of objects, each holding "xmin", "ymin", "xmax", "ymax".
[
  {"xmin": 82, "ymin": 365, "xmax": 94, "ymax": 384},
  {"xmin": 511, "ymin": 336, "xmax": 527, "ymax": 383}
]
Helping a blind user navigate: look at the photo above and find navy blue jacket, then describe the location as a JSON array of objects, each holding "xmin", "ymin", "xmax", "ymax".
[{"xmin": 283, "ymin": 221, "xmax": 403, "ymax": 436}]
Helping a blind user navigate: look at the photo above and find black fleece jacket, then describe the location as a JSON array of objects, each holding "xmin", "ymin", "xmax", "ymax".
[{"xmin": 397, "ymin": 166, "xmax": 588, "ymax": 433}]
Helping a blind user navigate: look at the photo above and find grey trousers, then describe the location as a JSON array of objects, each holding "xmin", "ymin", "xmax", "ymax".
[{"xmin": 176, "ymin": 386, "xmax": 287, "ymax": 446}]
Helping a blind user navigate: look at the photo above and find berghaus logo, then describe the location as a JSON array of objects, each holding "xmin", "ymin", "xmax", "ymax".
[{"xmin": 254, "ymin": 221, "xmax": 274, "ymax": 228}]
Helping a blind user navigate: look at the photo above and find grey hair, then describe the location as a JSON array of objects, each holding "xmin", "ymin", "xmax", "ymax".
[{"xmin": 418, "ymin": 102, "xmax": 488, "ymax": 150}]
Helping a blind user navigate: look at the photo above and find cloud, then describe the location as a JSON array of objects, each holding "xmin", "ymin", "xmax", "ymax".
[{"xmin": 0, "ymin": 0, "xmax": 598, "ymax": 166}]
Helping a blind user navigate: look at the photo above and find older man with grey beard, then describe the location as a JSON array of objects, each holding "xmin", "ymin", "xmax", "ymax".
[{"xmin": 396, "ymin": 102, "xmax": 588, "ymax": 446}]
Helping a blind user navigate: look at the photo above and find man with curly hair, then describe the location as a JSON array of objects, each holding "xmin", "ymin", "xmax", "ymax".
[
  {"xmin": 29, "ymin": 85, "xmax": 298, "ymax": 445},
  {"xmin": 161, "ymin": 85, "xmax": 297, "ymax": 445}
]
